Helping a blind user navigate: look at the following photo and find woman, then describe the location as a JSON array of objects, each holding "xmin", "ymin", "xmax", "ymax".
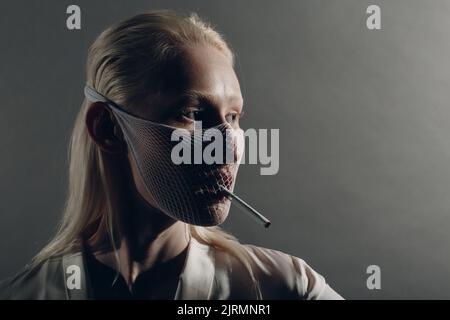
[{"xmin": 0, "ymin": 10, "xmax": 343, "ymax": 300}]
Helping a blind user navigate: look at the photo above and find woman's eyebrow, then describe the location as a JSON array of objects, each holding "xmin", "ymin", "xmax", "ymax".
[{"xmin": 177, "ymin": 90, "xmax": 243, "ymax": 109}]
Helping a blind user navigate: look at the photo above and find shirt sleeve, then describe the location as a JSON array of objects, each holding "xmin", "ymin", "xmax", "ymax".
[{"xmin": 291, "ymin": 256, "xmax": 344, "ymax": 300}]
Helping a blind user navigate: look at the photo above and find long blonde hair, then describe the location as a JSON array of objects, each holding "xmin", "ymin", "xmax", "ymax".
[{"xmin": 32, "ymin": 10, "xmax": 258, "ymax": 287}]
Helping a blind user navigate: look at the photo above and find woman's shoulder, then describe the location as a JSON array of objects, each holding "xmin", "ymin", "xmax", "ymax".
[
  {"xmin": 0, "ymin": 255, "xmax": 72, "ymax": 299},
  {"xmin": 213, "ymin": 241, "xmax": 344, "ymax": 300}
]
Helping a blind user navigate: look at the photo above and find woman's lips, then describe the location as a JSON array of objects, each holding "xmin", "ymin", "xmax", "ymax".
[{"xmin": 193, "ymin": 165, "xmax": 236, "ymax": 203}]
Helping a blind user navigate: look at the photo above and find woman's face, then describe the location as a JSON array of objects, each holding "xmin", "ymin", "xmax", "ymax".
[{"xmin": 127, "ymin": 44, "xmax": 244, "ymax": 225}]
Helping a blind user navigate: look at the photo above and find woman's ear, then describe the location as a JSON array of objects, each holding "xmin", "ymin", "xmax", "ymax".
[{"xmin": 85, "ymin": 102, "xmax": 125, "ymax": 154}]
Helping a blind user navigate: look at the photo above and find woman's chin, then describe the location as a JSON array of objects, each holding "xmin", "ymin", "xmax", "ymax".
[{"xmin": 185, "ymin": 200, "xmax": 232, "ymax": 226}]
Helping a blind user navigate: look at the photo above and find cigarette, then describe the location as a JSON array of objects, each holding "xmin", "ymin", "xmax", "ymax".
[{"xmin": 218, "ymin": 184, "xmax": 271, "ymax": 228}]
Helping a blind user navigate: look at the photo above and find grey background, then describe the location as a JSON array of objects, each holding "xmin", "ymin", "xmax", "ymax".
[{"xmin": 1, "ymin": 0, "xmax": 450, "ymax": 299}]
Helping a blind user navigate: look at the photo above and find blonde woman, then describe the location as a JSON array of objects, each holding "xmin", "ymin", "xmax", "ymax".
[{"xmin": 0, "ymin": 10, "xmax": 343, "ymax": 300}]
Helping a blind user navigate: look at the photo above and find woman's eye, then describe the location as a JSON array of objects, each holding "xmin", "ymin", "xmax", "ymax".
[
  {"xmin": 181, "ymin": 108, "xmax": 202, "ymax": 121},
  {"xmin": 225, "ymin": 112, "xmax": 240, "ymax": 124},
  {"xmin": 177, "ymin": 108, "xmax": 243, "ymax": 124}
]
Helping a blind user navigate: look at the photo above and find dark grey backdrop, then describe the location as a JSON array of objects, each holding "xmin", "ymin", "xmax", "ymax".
[{"xmin": 1, "ymin": 0, "xmax": 450, "ymax": 299}]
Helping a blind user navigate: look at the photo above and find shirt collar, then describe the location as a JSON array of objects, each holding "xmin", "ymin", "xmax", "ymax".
[
  {"xmin": 61, "ymin": 236, "xmax": 216, "ymax": 300},
  {"xmin": 174, "ymin": 236, "xmax": 216, "ymax": 300}
]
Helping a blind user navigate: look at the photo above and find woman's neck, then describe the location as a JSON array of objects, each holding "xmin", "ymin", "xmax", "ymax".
[
  {"xmin": 95, "ymin": 189, "xmax": 190, "ymax": 289},
  {"xmin": 121, "ymin": 222, "xmax": 189, "ymax": 288}
]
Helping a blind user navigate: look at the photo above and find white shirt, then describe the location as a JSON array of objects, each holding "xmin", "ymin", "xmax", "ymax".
[{"xmin": 0, "ymin": 237, "xmax": 343, "ymax": 300}]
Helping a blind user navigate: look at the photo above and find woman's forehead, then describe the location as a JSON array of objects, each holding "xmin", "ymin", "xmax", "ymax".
[
  {"xmin": 135, "ymin": 45, "xmax": 243, "ymax": 120},
  {"xmin": 179, "ymin": 44, "xmax": 242, "ymax": 102}
]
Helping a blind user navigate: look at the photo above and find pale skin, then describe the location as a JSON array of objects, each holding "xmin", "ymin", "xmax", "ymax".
[{"xmin": 85, "ymin": 44, "xmax": 244, "ymax": 298}]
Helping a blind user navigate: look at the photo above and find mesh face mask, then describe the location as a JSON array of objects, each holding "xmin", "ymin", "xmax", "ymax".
[{"xmin": 84, "ymin": 85, "xmax": 244, "ymax": 226}]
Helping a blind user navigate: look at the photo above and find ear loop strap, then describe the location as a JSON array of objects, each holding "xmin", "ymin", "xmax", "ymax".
[
  {"xmin": 84, "ymin": 85, "xmax": 116, "ymax": 106},
  {"xmin": 84, "ymin": 85, "xmax": 235, "ymax": 134}
]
